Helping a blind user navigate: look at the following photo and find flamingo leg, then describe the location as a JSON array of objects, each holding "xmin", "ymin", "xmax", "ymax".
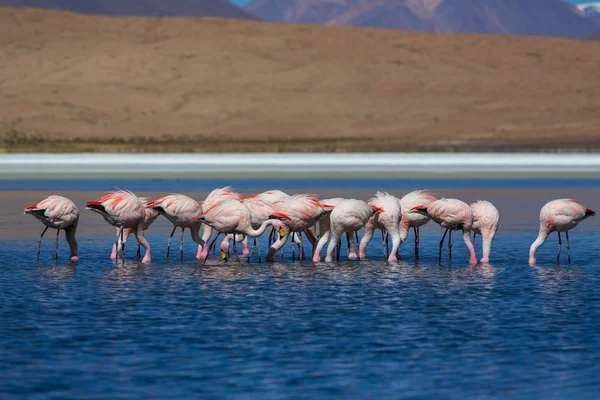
[
  {"xmin": 246, "ymin": 237, "xmax": 261, "ymax": 263},
  {"xmin": 120, "ymin": 227, "xmax": 125, "ymax": 265},
  {"xmin": 439, "ymin": 229, "xmax": 449, "ymax": 264},
  {"xmin": 114, "ymin": 227, "xmax": 122, "ymax": 263},
  {"xmin": 414, "ymin": 227, "xmax": 419, "ymax": 259},
  {"xmin": 137, "ymin": 242, "xmax": 141, "ymax": 260},
  {"xmin": 448, "ymin": 230, "xmax": 453, "ymax": 264},
  {"xmin": 566, "ymin": 231, "xmax": 571, "ymax": 264},
  {"xmin": 37, "ymin": 226, "xmax": 49, "ymax": 261},
  {"xmin": 557, "ymin": 231, "xmax": 562, "ymax": 264},
  {"xmin": 298, "ymin": 232, "xmax": 304, "ymax": 260},
  {"xmin": 232, "ymin": 233, "xmax": 239, "ymax": 262},
  {"xmin": 336, "ymin": 236, "xmax": 341, "ymax": 262},
  {"xmin": 180, "ymin": 227, "xmax": 185, "ymax": 261},
  {"xmin": 473, "ymin": 232, "xmax": 477, "ymax": 246},
  {"xmin": 55, "ymin": 229, "xmax": 60, "ymax": 262},
  {"xmin": 381, "ymin": 229, "xmax": 387, "ymax": 260},
  {"xmin": 204, "ymin": 231, "xmax": 222, "ymax": 265},
  {"xmin": 268, "ymin": 227, "xmax": 275, "ymax": 247},
  {"xmin": 166, "ymin": 226, "xmax": 177, "ymax": 261},
  {"xmin": 291, "ymin": 232, "xmax": 296, "ymax": 261},
  {"xmin": 346, "ymin": 232, "xmax": 351, "ymax": 252},
  {"xmin": 353, "ymin": 231, "xmax": 360, "ymax": 261}
]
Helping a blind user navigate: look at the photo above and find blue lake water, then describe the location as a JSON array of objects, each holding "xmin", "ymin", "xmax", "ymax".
[{"xmin": 2, "ymin": 179, "xmax": 600, "ymax": 399}]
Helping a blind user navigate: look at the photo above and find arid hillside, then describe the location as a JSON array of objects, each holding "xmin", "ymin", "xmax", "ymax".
[{"xmin": 0, "ymin": 8, "xmax": 599, "ymax": 152}]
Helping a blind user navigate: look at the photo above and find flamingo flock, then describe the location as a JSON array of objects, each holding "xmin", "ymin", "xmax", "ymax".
[{"xmin": 24, "ymin": 188, "xmax": 595, "ymax": 266}]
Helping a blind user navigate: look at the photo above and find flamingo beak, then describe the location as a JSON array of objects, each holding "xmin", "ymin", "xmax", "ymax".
[{"xmin": 411, "ymin": 206, "xmax": 428, "ymax": 214}]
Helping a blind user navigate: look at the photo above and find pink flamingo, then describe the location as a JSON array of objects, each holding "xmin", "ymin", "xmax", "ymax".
[
  {"xmin": 24, "ymin": 195, "xmax": 79, "ymax": 262},
  {"xmin": 412, "ymin": 198, "xmax": 477, "ymax": 265},
  {"xmin": 399, "ymin": 190, "xmax": 437, "ymax": 258},
  {"xmin": 196, "ymin": 199, "xmax": 291, "ymax": 262},
  {"xmin": 86, "ymin": 190, "xmax": 151, "ymax": 264},
  {"xmin": 147, "ymin": 194, "xmax": 205, "ymax": 261},
  {"xmin": 111, "ymin": 198, "xmax": 159, "ymax": 260},
  {"xmin": 245, "ymin": 190, "xmax": 291, "ymax": 246},
  {"xmin": 220, "ymin": 197, "xmax": 286, "ymax": 262},
  {"xmin": 266, "ymin": 194, "xmax": 332, "ymax": 262},
  {"xmin": 312, "ymin": 198, "xmax": 345, "ymax": 262},
  {"xmin": 470, "ymin": 200, "xmax": 500, "ymax": 263},
  {"xmin": 529, "ymin": 199, "xmax": 595, "ymax": 265},
  {"xmin": 358, "ymin": 192, "xmax": 403, "ymax": 262},
  {"xmin": 199, "ymin": 187, "xmax": 244, "ymax": 260},
  {"xmin": 325, "ymin": 199, "xmax": 383, "ymax": 262}
]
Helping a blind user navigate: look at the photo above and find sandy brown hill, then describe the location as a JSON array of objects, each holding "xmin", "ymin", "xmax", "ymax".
[
  {"xmin": 0, "ymin": 0, "xmax": 259, "ymax": 19},
  {"xmin": 0, "ymin": 8, "xmax": 599, "ymax": 152}
]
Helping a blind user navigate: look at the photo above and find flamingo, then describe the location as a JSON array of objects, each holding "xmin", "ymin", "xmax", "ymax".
[
  {"xmin": 529, "ymin": 199, "xmax": 595, "ymax": 265},
  {"xmin": 220, "ymin": 197, "xmax": 286, "ymax": 262},
  {"xmin": 358, "ymin": 192, "xmax": 403, "ymax": 262},
  {"xmin": 470, "ymin": 200, "xmax": 500, "ymax": 263},
  {"xmin": 111, "ymin": 198, "xmax": 159, "ymax": 260},
  {"xmin": 267, "ymin": 194, "xmax": 332, "ymax": 262},
  {"xmin": 399, "ymin": 190, "xmax": 437, "ymax": 258},
  {"xmin": 412, "ymin": 198, "xmax": 477, "ymax": 265},
  {"xmin": 147, "ymin": 194, "xmax": 205, "ymax": 261},
  {"xmin": 196, "ymin": 199, "xmax": 291, "ymax": 262},
  {"xmin": 199, "ymin": 187, "xmax": 243, "ymax": 259},
  {"xmin": 86, "ymin": 190, "xmax": 151, "ymax": 264},
  {"xmin": 312, "ymin": 197, "xmax": 345, "ymax": 262},
  {"xmin": 245, "ymin": 190, "xmax": 292, "ymax": 246},
  {"xmin": 24, "ymin": 195, "xmax": 79, "ymax": 262},
  {"xmin": 325, "ymin": 199, "xmax": 383, "ymax": 262}
]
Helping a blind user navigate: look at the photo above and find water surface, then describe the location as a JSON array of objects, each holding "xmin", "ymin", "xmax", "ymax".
[{"xmin": 2, "ymin": 179, "xmax": 600, "ymax": 399}]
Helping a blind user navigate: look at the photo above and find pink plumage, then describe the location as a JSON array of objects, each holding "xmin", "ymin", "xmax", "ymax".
[
  {"xmin": 266, "ymin": 194, "xmax": 331, "ymax": 262},
  {"xmin": 25, "ymin": 195, "xmax": 79, "ymax": 262},
  {"xmin": 359, "ymin": 192, "xmax": 403, "ymax": 262},
  {"xmin": 470, "ymin": 200, "xmax": 500, "ymax": 263},
  {"xmin": 325, "ymin": 199, "xmax": 377, "ymax": 262},
  {"xmin": 400, "ymin": 190, "xmax": 437, "ymax": 258},
  {"xmin": 86, "ymin": 190, "xmax": 151, "ymax": 264},
  {"xmin": 312, "ymin": 197, "xmax": 346, "ymax": 262},
  {"xmin": 413, "ymin": 198, "xmax": 477, "ymax": 265},
  {"xmin": 529, "ymin": 199, "xmax": 595, "ymax": 265},
  {"xmin": 148, "ymin": 193, "xmax": 205, "ymax": 261}
]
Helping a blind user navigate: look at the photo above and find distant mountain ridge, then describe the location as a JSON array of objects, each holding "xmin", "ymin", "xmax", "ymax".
[
  {"xmin": 0, "ymin": 0, "xmax": 259, "ymax": 19},
  {"xmin": 578, "ymin": 2, "xmax": 600, "ymax": 18},
  {"xmin": 246, "ymin": 0, "xmax": 600, "ymax": 38}
]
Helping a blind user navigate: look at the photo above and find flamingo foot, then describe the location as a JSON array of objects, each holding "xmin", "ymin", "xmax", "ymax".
[
  {"xmin": 70, "ymin": 256, "xmax": 79, "ymax": 263},
  {"xmin": 142, "ymin": 255, "xmax": 152, "ymax": 264},
  {"xmin": 480, "ymin": 257, "xmax": 489, "ymax": 263},
  {"xmin": 348, "ymin": 250, "xmax": 358, "ymax": 260}
]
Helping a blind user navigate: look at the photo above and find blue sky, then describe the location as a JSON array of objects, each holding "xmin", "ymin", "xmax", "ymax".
[{"xmin": 230, "ymin": 0, "xmax": 590, "ymax": 6}]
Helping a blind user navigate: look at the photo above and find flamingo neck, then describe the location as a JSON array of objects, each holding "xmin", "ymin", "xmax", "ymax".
[
  {"xmin": 529, "ymin": 228, "xmax": 549, "ymax": 261},
  {"xmin": 190, "ymin": 224, "xmax": 205, "ymax": 247},
  {"xmin": 65, "ymin": 225, "xmax": 78, "ymax": 258},
  {"xmin": 246, "ymin": 219, "xmax": 280, "ymax": 238}
]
